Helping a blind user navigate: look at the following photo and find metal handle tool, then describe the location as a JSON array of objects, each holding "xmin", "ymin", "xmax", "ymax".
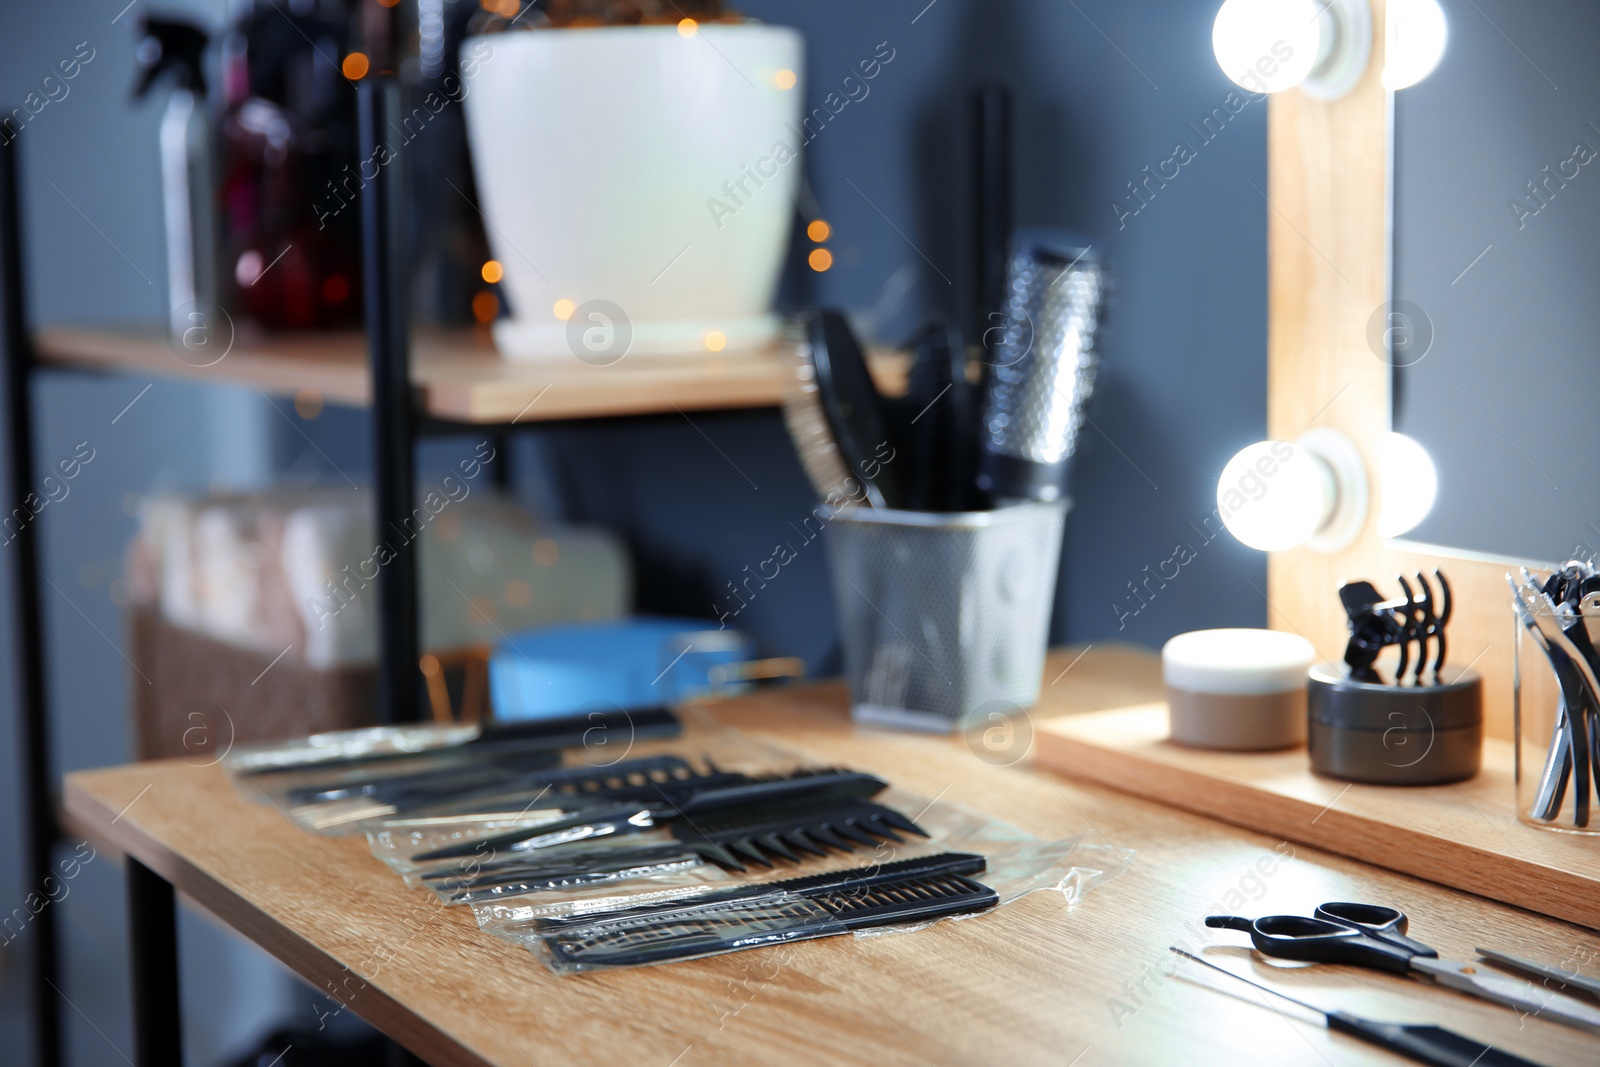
[{"xmin": 1170, "ymin": 949, "xmax": 1551, "ymax": 1067}]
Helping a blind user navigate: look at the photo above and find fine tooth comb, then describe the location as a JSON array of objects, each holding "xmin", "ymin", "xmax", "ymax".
[
  {"xmin": 533, "ymin": 851, "xmax": 991, "ymax": 930},
  {"xmin": 537, "ymin": 852, "xmax": 998, "ymax": 968},
  {"xmin": 409, "ymin": 767, "xmax": 889, "ymax": 863}
]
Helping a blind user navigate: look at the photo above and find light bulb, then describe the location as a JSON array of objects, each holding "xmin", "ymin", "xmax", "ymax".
[
  {"xmin": 1377, "ymin": 431, "xmax": 1438, "ymax": 537},
  {"xmin": 1216, "ymin": 440, "xmax": 1332, "ymax": 552},
  {"xmin": 1212, "ymin": 0, "xmax": 1323, "ymax": 95},
  {"xmin": 1384, "ymin": 0, "xmax": 1448, "ymax": 90}
]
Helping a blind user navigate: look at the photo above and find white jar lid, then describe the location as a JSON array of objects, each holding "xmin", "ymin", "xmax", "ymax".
[{"xmin": 1162, "ymin": 628, "xmax": 1316, "ymax": 695}]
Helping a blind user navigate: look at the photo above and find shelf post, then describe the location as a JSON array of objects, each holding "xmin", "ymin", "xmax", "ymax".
[
  {"xmin": 358, "ymin": 78, "xmax": 421, "ymax": 725},
  {"xmin": 127, "ymin": 859, "xmax": 182, "ymax": 1066},
  {"xmin": 1, "ymin": 121, "xmax": 64, "ymax": 1067}
]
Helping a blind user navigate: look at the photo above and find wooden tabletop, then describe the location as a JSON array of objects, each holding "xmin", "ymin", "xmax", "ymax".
[
  {"xmin": 63, "ymin": 646, "xmax": 1600, "ymax": 1067},
  {"xmin": 36, "ymin": 327, "xmax": 906, "ymax": 426}
]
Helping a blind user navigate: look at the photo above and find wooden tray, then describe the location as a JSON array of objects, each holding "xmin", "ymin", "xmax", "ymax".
[{"xmin": 1033, "ymin": 703, "xmax": 1600, "ymax": 930}]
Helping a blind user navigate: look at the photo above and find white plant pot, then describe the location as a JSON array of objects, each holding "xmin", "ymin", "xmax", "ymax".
[{"xmin": 461, "ymin": 25, "xmax": 804, "ymax": 361}]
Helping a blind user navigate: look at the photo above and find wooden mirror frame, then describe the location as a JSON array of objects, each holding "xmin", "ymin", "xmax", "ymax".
[{"xmin": 1266, "ymin": 0, "xmax": 1517, "ymax": 739}]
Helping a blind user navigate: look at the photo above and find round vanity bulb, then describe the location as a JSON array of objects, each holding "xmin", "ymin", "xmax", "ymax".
[
  {"xmin": 1384, "ymin": 0, "xmax": 1448, "ymax": 90},
  {"xmin": 1377, "ymin": 431, "xmax": 1438, "ymax": 537},
  {"xmin": 1212, "ymin": 0, "xmax": 1323, "ymax": 95},
  {"xmin": 1216, "ymin": 440, "xmax": 1333, "ymax": 552}
]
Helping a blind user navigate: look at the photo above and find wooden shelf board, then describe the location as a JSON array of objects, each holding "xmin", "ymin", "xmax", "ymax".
[
  {"xmin": 35, "ymin": 326, "xmax": 907, "ymax": 426},
  {"xmin": 1034, "ymin": 702, "xmax": 1600, "ymax": 930}
]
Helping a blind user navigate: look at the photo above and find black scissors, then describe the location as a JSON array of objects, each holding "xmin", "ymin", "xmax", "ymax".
[{"xmin": 1208, "ymin": 902, "xmax": 1600, "ymax": 1035}]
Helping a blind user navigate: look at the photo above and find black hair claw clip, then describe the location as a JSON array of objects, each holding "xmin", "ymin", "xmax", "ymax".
[{"xmin": 1339, "ymin": 570, "xmax": 1452, "ymax": 686}]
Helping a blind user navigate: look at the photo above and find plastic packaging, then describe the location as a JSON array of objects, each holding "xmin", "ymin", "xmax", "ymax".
[{"xmin": 432, "ymin": 789, "xmax": 1130, "ymax": 973}]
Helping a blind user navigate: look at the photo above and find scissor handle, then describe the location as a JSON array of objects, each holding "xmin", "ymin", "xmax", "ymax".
[
  {"xmin": 1206, "ymin": 914, "xmax": 1417, "ymax": 974},
  {"xmin": 1315, "ymin": 902, "xmax": 1439, "ymax": 959}
]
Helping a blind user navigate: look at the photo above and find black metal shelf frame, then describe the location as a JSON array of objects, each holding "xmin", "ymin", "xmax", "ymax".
[{"xmin": 2, "ymin": 78, "xmax": 434, "ymax": 1067}]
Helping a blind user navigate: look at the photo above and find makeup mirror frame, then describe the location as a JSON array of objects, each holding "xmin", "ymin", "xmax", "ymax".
[{"xmin": 1265, "ymin": 0, "xmax": 1517, "ymax": 739}]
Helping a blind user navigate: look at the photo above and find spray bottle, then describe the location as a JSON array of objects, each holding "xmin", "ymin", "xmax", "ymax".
[{"xmin": 133, "ymin": 16, "xmax": 219, "ymax": 328}]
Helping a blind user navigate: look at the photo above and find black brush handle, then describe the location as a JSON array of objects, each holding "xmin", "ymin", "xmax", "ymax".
[{"xmin": 1328, "ymin": 1015, "xmax": 1548, "ymax": 1067}]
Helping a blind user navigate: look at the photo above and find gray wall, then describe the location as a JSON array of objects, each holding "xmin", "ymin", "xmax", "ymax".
[{"xmin": 0, "ymin": 1, "xmax": 1268, "ymax": 1063}]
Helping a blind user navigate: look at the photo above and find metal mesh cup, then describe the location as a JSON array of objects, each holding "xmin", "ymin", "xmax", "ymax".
[{"xmin": 825, "ymin": 502, "xmax": 1067, "ymax": 732}]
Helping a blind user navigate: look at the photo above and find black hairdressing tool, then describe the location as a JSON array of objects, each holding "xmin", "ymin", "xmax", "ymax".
[
  {"xmin": 899, "ymin": 319, "xmax": 973, "ymax": 511},
  {"xmin": 534, "ymin": 851, "xmax": 989, "ymax": 930},
  {"xmin": 538, "ymin": 853, "xmax": 997, "ymax": 968},
  {"xmin": 425, "ymin": 842, "xmax": 702, "ymax": 888},
  {"xmin": 783, "ymin": 309, "xmax": 902, "ymax": 508},
  {"xmin": 291, "ymin": 754, "xmax": 754, "ymax": 835},
  {"xmin": 432, "ymin": 800, "xmax": 931, "ymax": 901},
  {"xmin": 1207, "ymin": 902, "xmax": 1600, "ymax": 1035},
  {"xmin": 1170, "ymin": 949, "xmax": 1550, "ymax": 1067},
  {"xmin": 975, "ymin": 229, "xmax": 1104, "ymax": 505},
  {"xmin": 239, "ymin": 706, "xmax": 681, "ymax": 777},
  {"xmin": 1340, "ymin": 571, "xmax": 1452, "ymax": 684},
  {"xmin": 668, "ymin": 798, "xmax": 927, "ymax": 870},
  {"xmin": 970, "ymin": 83, "xmax": 1011, "ymax": 352},
  {"xmin": 409, "ymin": 767, "xmax": 890, "ymax": 862},
  {"xmin": 288, "ymin": 749, "xmax": 567, "ymax": 807},
  {"xmin": 291, "ymin": 751, "xmax": 716, "ymax": 810}
]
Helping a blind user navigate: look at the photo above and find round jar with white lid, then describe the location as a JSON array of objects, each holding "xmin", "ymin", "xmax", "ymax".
[{"xmin": 1162, "ymin": 628, "xmax": 1316, "ymax": 750}]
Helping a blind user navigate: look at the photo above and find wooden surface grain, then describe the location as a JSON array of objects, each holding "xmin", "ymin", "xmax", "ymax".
[
  {"xmin": 34, "ymin": 327, "xmax": 906, "ymax": 425},
  {"xmin": 1034, "ymin": 701, "xmax": 1600, "ymax": 930},
  {"xmin": 1266, "ymin": 0, "xmax": 1524, "ymax": 743},
  {"xmin": 63, "ymin": 646, "xmax": 1600, "ymax": 1066}
]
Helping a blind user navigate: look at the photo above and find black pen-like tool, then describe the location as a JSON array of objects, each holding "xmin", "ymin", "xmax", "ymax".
[{"xmin": 1168, "ymin": 948, "xmax": 1550, "ymax": 1067}]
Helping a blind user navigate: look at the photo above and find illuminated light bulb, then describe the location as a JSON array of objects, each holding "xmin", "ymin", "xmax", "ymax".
[
  {"xmin": 807, "ymin": 219, "xmax": 831, "ymax": 242},
  {"xmin": 773, "ymin": 68, "xmax": 797, "ymax": 90},
  {"xmin": 1211, "ymin": 0, "xmax": 1323, "ymax": 94},
  {"xmin": 481, "ymin": 260, "xmax": 504, "ymax": 284},
  {"xmin": 1377, "ymin": 431, "xmax": 1438, "ymax": 537},
  {"xmin": 705, "ymin": 330, "xmax": 727, "ymax": 352},
  {"xmin": 677, "ymin": 18, "xmax": 699, "ymax": 37},
  {"xmin": 1384, "ymin": 0, "xmax": 1448, "ymax": 90},
  {"xmin": 1217, "ymin": 440, "xmax": 1332, "ymax": 551},
  {"xmin": 552, "ymin": 298, "xmax": 576, "ymax": 320},
  {"xmin": 808, "ymin": 248, "xmax": 833, "ymax": 272},
  {"xmin": 1217, "ymin": 429, "xmax": 1369, "ymax": 553},
  {"xmin": 342, "ymin": 52, "xmax": 370, "ymax": 80}
]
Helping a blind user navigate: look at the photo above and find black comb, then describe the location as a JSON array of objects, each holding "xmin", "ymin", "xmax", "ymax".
[
  {"xmin": 337, "ymin": 755, "xmax": 753, "ymax": 827},
  {"xmin": 435, "ymin": 846, "xmax": 711, "ymax": 904},
  {"xmin": 424, "ymin": 799, "xmax": 931, "ymax": 900},
  {"xmin": 242, "ymin": 706, "xmax": 681, "ymax": 777},
  {"xmin": 671, "ymin": 799, "xmax": 928, "ymax": 871},
  {"xmin": 410, "ymin": 767, "xmax": 888, "ymax": 863},
  {"xmin": 538, "ymin": 853, "xmax": 997, "ymax": 968}
]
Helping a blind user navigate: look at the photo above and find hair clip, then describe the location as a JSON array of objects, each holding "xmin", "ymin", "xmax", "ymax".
[{"xmin": 1339, "ymin": 570, "xmax": 1451, "ymax": 685}]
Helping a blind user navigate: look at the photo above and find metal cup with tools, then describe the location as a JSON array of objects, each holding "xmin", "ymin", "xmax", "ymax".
[{"xmin": 780, "ymin": 89, "xmax": 1109, "ymax": 733}]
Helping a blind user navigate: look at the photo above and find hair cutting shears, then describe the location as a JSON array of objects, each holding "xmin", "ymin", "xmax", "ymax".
[{"xmin": 1208, "ymin": 902, "xmax": 1600, "ymax": 1036}]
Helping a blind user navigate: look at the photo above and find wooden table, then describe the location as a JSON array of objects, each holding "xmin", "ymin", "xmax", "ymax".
[{"xmin": 64, "ymin": 647, "xmax": 1600, "ymax": 1066}]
